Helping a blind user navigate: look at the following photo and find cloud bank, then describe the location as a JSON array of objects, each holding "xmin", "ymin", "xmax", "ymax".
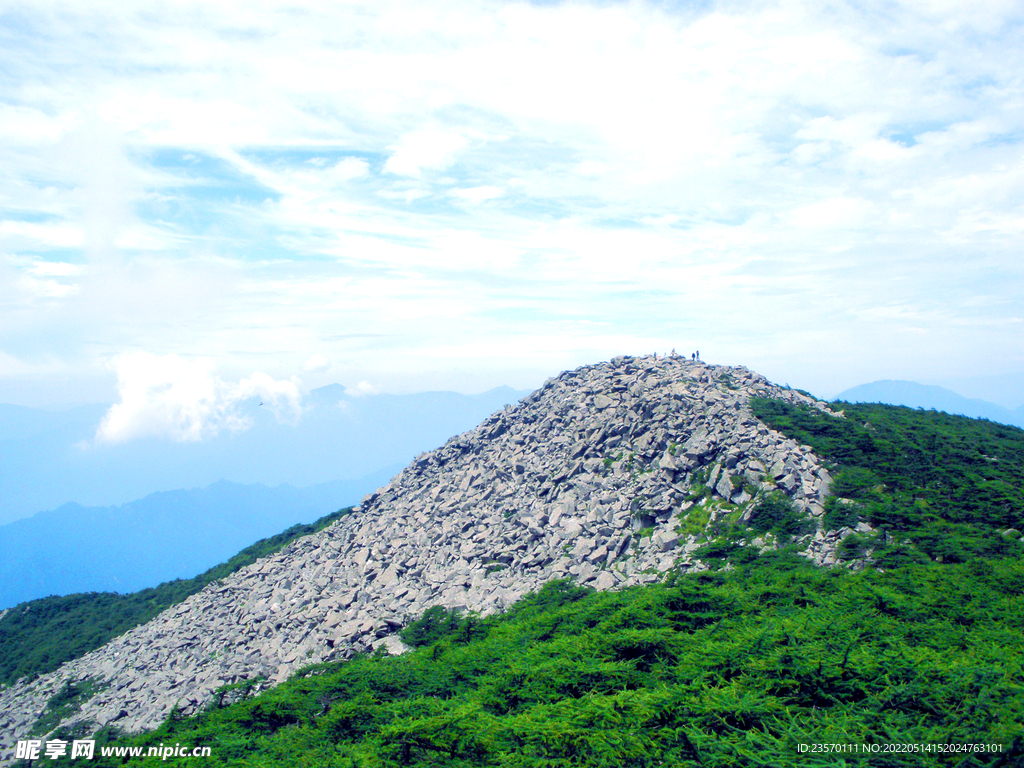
[
  {"xmin": 0, "ymin": 0, "xmax": 1022, "ymax": 405},
  {"xmin": 96, "ymin": 353, "xmax": 301, "ymax": 443}
]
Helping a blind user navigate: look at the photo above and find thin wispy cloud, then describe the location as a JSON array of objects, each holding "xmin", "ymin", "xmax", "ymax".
[{"xmin": 0, "ymin": 0, "xmax": 1022, "ymax": 406}]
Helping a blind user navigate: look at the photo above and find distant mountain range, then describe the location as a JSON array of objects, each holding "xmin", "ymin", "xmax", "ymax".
[
  {"xmin": 0, "ymin": 475, "xmax": 397, "ymax": 609},
  {"xmin": 0, "ymin": 384, "xmax": 528, "ymax": 526},
  {"xmin": 833, "ymin": 380, "xmax": 1024, "ymax": 429}
]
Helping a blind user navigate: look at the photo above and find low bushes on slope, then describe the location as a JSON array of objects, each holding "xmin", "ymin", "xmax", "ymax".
[
  {"xmin": 0, "ymin": 508, "xmax": 353, "ymax": 687},
  {"xmin": 51, "ymin": 553, "xmax": 1024, "ymax": 768},
  {"xmin": 750, "ymin": 399, "xmax": 1024, "ymax": 566}
]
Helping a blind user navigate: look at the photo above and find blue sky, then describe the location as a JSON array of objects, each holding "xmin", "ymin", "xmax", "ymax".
[{"xmin": 2, "ymin": 0, "xmax": 1023, "ymax": 440}]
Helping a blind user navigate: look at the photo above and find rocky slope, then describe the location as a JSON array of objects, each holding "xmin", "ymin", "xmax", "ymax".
[{"xmin": 0, "ymin": 355, "xmax": 848, "ymax": 760}]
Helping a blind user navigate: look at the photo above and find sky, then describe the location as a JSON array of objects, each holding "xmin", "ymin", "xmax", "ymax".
[{"xmin": 3, "ymin": 0, "xmax": 1024, "ymax": 443}]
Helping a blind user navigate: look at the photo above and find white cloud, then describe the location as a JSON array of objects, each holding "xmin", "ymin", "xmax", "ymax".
[
  {"xmin": 18, "ymin": 275, "xmax": 80, "ymax": 299},
  {"xmin": 344, "ymin": 380, "xmax": 380, "ymax": 398},
  {"xmin": 0, "ymin": 103, "xmax": 67, "ymax": 145},
  {"xmin": 303, "ymin": 354, "xmax": 330, "ymax": 372},
  {"xmin": 574, "ymin": 161, "xmax": 608, "ymax": 179},
  {"xmin": 27, "ymin": 261, "xmax": 85, "ymax": 278},
  {"xmin": 95, "ymin": 352, "xmax": 301, "ymax": 444},
  {"xmin": 330, "ymin": 158, "xmax": 370, "ymax": 182},
  {"xmin": 0, "ymin": 221, "xmax": 84, "ymax": 249},
  {"xmin": 7, "ymin": 257, "xmax": 85, "ymax": 300},
  {"xmin": 450, "ymin": 185, "xmax": 503, "ymax": 204},
  {"xmin": 383, "ymin": 130, "xmax": 467, "ymax": 177},
  {"xmin": 0, "ymin": 0, "xmax": 1023, "ymax": 406},
  {"xmin": 788, "ymin": 197, "xmax": 874, "ymax": 231},
  {"xmin": 236, "ymin": 371, "xmax": 303, "ymax": 423}
]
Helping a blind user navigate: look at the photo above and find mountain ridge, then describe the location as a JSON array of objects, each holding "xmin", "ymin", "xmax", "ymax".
[
  {"xmin": 834, "ymin": 379, "xmax": 1024, "ymax": 428},
  {"xmin": 0, "ymin": 355, "xmax": 845, "ymax": 757}
]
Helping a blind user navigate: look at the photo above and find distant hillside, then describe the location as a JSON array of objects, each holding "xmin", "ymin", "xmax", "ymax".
[
  {"xmin": 835, "ymin": 379, "xmax": 1024, "ymax": 428},
  {"xmin": 0, "ymin": 385, "xmax": 528, "ymax": 525},
  {"xmin": 0, "ymin": 475, "xmax": 393, "ymax": 609}
]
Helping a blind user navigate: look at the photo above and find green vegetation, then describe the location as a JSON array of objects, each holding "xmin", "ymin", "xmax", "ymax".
[
  {"xmin": 399, "ymin": 606, "xmax": 463, "ymax": 648},
  {"xmin": 717, "ymin": 371, "xmax": 741, "ymax": 391},
  {"xmin": 602, "ymin": 452, "xmax": 622, "ymax": 470},
  {"xmin": 676, "ymin": 502, "xmax": 711, "ymax": 538},
  {"xmin": 43, "ymin": 556, "xmax": 1024, "ymax": 767},
  {"xmin": 30, "ymin": 677, "xmax": 107, "ymax": 737},
  {"xmin": 0, "ymin": 508, "xmax": 353, "ymax": 687},
  {"xmin": 674, "ymin": 489, "xmax": 796, "ymax": 551},
  {"xmin": 746, "ymin": 491, "xmax": 813, "ymax": 538},
  {"xmin": 751, "ymin": 399, "xmax": 1024, "ymax": 567},
  {"xmin": 685, "ymin": 466, "xmax": 712, "ymax": 502}
]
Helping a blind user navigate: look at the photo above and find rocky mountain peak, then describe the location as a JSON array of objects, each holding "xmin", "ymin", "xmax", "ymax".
[{"xmin": 0, "ymin": 355, "xmax": 841, "ymax": 758}]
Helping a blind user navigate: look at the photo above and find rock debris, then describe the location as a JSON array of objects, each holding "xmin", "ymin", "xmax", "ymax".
[{"xmin": 0, "ymin": 355, "xmax": 855, "ymax": 759}]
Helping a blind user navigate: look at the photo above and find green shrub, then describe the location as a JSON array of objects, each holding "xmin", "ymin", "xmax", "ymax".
[
  {"xmin": 400, "ymin": 606, "xmax": 462, "ymax": 648},
  {"xmin": 747, "ymin": 492, "xmax": 812, "ymax": 537},
  {"xmin": 31, "ymin": 677, "xmax": 107, "ymax": 736},
  {"xmin": 821, "ymin": 495, "xmax": 859, "ymax": 530},
  {"xmin": 750, "ymin": 398, "xmax": 1024, "ymax": 565}
]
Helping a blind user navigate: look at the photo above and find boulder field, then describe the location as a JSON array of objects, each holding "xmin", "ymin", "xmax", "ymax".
[{"xmin": 0, "ymin": 355, "xmax": 856, "ymax": 759}]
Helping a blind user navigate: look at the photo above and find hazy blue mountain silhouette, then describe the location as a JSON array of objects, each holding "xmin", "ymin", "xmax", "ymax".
[
  {"xmin": 0, "ymin": 385, "xmax": 527, "ymax": 525},
  {"xmin": 0, "ymin": 474, "xmax": 398, "ymax": 609},
  {"xmin": 834, "ymin": 380, "xmax": 1024, "ymax": 429}
]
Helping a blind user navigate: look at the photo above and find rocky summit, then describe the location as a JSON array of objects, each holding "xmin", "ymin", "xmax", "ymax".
[{"xmin": 0, "ymin": 355, "xmax": 850, "ymax": 758}]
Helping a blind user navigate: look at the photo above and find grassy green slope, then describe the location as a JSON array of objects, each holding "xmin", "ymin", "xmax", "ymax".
[
  {"xmin": 56, "ymin": 559, "xmax": 1024, "ymax": 767},
  {"xmin": 0, "ymin": 508, "xmax": 353, "ymax": 687}
]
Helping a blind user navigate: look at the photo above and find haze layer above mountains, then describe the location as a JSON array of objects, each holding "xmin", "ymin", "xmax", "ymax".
[{"xmin": 4, "ymin": 376, "xmax": 1018, "ymax": 529}]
